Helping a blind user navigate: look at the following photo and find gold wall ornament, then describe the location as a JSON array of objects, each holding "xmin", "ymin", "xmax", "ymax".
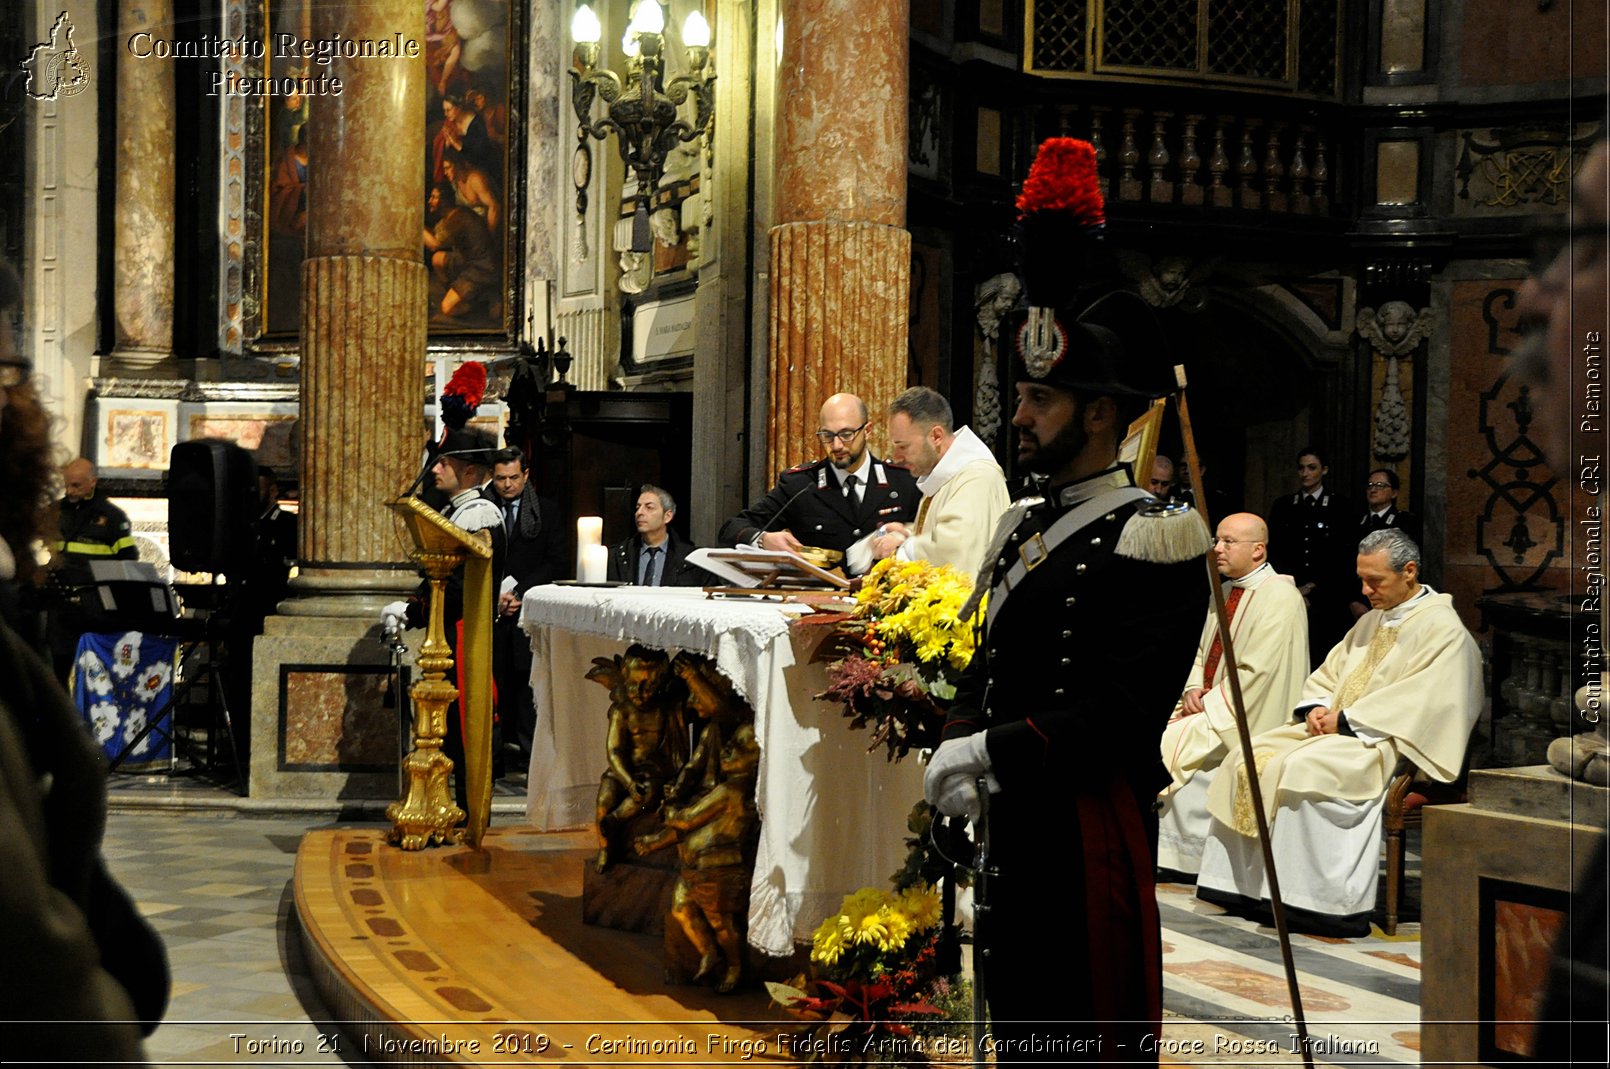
[{"xmin": 384, "ymin": 496, "xmax": 496, "ymax": 850}]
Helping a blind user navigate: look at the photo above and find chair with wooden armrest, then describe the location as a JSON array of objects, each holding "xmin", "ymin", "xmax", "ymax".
[{"xmin": 1383, "ymin": 754, "xmax": 1470, "ymax": 935}]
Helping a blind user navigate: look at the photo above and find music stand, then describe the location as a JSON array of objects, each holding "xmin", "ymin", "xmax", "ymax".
[{"xmin": 97, "ymin": 563, "xmax": 245, "ymax": 793}]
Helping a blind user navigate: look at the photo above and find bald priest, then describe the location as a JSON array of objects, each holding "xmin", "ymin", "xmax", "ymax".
[{"xmin": 1156, "ymin": 512, "xmax": 1309, "ymax": 877}]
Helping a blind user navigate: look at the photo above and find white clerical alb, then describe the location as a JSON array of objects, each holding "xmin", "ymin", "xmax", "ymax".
[
  {"xmin": 1195, "ymin": 586, "xmax": 1482, "ymax": 928},
  {"xmin": 1156, "ymin": 561, "xmax": 1308, "ymax": 874}
]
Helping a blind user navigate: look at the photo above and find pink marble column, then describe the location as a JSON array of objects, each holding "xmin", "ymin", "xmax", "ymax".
[
  {"xmin": 112, "ymin": 1, "xmax": 176, "ymax": 358},
  {"xmin": 291, "ymin": 0, "xmax": 426, "ymax": 611},
  {"xmin": 768, "ymin": 0, "xmax": 911, "ymax": 477}
]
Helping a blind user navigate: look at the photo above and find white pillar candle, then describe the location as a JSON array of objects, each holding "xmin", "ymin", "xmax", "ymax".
[
  {"xmin": 579, "ymin": 544, "xmax": 609, "ymax": 584},
  {"xmin": 576, "ymin": 516, "xmax": 603, "ymax": 578}
]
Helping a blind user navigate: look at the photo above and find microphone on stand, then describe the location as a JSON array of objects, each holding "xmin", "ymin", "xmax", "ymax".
[
  {"xmin": 746, "ymin": 481, "xmax": 816, "ymax": 548},
  {"xmin": 404, "ymin": 438, "xmax": 442, "ymax": 499}
]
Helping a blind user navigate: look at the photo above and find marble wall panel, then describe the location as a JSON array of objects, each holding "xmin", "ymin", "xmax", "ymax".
[
  {"xmin": 98, "ymin": 401, "xmax": 179, "ymax": 473},
  {"xmin": 279, "ymin": 665, "xmax": 396, "ymax": 771},
  {"xmin": 1491, "ymin": 896, "xmax": 1566, "ymax": 1057},
  {"xmin": 1457, "ymin": 0, "xmax": 1606, "ymax": 88},
  {"xmin": 1444, "ymin": 278, "xmax": 1568, "ymax": 630}
]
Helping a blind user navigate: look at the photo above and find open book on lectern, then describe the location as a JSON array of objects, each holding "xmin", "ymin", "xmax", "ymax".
[{"xmin": 687, "ymin": 546, "xmax": 851, "ymax": 590}]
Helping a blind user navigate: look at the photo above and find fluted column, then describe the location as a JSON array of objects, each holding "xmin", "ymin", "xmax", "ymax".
[
  {"xmin": 291, "ymin": 0, "xmax": 426, "ymax": 613},
  {"xmin": 111, "ymin": 1, "xmax": 176, "ymax": 360},
  {"xmin": 768, "ymin": 0, "xmax": 910, "ymax": 477}
]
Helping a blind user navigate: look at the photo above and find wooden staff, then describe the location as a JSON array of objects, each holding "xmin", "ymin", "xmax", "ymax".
[{"xmin": 1173, "ymin": 365, "xmax": 1314, "ymax": 1069}]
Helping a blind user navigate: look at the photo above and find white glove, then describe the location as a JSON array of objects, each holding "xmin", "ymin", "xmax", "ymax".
[
  {"xmin": 931, "ymin": 775, "xmax": 982, "ymax": 824},
  {"xmin": 923, "ymin": 733, "xmax": 999, "ymax": 815},
  {"xmin": 380, "ymin": 599, "xmax": 409, "ymax": 629}
]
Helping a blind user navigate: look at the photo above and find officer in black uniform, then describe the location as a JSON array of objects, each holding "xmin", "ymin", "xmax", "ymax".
[
  {"xmin": 717, "ymin": 393, "xmax": 918, "ymax": 573},
  {"xmin": 1266, "ymin": 447, "xmax": 1353, "ymax": 666},
  {"xmin": 923, "ymin": 293, "xmax": 1208, "ymax": 1063}
]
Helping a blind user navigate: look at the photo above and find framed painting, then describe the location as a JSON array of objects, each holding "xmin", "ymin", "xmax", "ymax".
[{"xmin": 243, "ymin": 0, "xmax": 525, "ymax": 351}]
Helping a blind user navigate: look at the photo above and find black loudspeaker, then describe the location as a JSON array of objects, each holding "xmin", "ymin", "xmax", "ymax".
[{"xmin": 168, "ymin": 439, "xmax": 258, "ymax": 574}]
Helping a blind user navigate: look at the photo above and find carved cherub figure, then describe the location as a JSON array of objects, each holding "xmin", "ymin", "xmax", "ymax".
[
  {"xmin": 1357, "ymin": 300, "xmax": 1435, "ymax": 356},
  {"xmin": 635, "ymin": 653, "xmax": 759, "ymax": 994},
  {"xmin": 590, "ymin": 645, "xmax": 685, "ymax": 873},
  {"xmin": 974, "ymin": 273, "xmax": 1023, "ymax": 341}
]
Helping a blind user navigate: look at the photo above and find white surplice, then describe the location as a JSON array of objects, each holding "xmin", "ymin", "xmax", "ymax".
[
  {"xmin": 1197, "ymin": 587, "xmax": 1483, "ymax": 918},
  {"xmin": 1156, "ymin": 563, "xmax": 1309, "ymax": 873}
]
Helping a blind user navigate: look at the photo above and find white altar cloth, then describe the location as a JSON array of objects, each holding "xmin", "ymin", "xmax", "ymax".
[{"xmin": 520, "ymin": 585, "xmax": 925, "ymax": 956}]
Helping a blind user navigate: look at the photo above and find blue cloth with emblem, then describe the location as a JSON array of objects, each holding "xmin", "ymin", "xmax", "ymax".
[
  {"xmin": 716, "ymin": 456, "xmax": 919, "ymax": 572},
  {"xmin": 72, "ymin": 631, "xmax": 178, "ymax": 764}
]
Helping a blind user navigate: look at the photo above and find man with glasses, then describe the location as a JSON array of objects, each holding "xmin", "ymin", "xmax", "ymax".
[
  {"xmin": 1156, "ymin": 512, "xmax": 1308, "ymax": 879},
  {"xmin": 717, "ymin": 393, "xmax": 918, "ymax": 574}
]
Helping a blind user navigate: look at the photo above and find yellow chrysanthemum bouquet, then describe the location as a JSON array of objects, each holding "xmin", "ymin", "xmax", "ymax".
[
  {"xmin": 768, "ymin": 883, "xmax": 951, "ymax": 1048},
  {"xmin": 804, "ymin": 558, "xmax": 983, "ymax": 760}
]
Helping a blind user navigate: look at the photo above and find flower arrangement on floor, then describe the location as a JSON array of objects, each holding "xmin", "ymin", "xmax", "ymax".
[
  {"xmin": 768, "ymin": 880, "xmax": 971, "ymax": 1063},
  {"xmin": 803, "ymin": 557, "xmax": 982, "ymax": 761}
]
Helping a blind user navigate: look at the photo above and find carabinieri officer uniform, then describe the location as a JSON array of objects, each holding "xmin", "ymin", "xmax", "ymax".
[
  {"xmin": 922, "ymin": 136, "xmax": 1208, "ymax": 1065},
  {"xmin": 717, "ymin": 455, "xmax": 918, "ymax": 570}
]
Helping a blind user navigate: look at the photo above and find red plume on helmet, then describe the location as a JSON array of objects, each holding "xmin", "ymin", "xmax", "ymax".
[
  {"xmin": 439, "ymin": 361, "xmax": 487, "ymax": 434},
  {"xmin": 1015, "ymin": 138, "xmax": 1106, "ymax": 312}
]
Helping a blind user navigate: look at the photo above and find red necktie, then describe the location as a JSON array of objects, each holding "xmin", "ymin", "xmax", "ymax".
[{"xmin": 1202, "ymin": 585, "xmax": 1246, "ymax": 689}]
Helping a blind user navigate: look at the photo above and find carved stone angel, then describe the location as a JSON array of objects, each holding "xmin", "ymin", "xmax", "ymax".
[
  {"xmin": 974, "ymin": 273, "xmax": 1022, "ymax": 342},
  {"xmin": 1357, "ymin": 300, "xmax": 1435, "ymax": 357}
]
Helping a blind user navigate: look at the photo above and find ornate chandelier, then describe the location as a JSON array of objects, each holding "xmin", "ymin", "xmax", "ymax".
[{"xmin": 570, "ymin": 2, "xmax": 714, "ymax": 252}]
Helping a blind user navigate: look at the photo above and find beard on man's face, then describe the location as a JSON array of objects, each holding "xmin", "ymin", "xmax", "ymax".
[{"xmin": 1018, "ymin": 407, "xmax": 1088, "ymax": 477}]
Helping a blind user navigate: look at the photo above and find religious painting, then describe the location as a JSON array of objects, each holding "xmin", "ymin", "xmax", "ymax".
[
  {"xmin": 186, "ymin": 413, "xmax": 299, "ymax": 471},
  {"xmin": 104, "ymin": 410, "xmax": 172, "ymax": 471},
  {"xmin": 254, "ymin": 0, "xmax": 520, "ymax": 343}
]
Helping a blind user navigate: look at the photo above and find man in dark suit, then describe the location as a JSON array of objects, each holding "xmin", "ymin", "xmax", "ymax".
[
  {"xmin": 485, "ymin": 447, "xmax": 563, "ymax": 767},
  {"xmin": 607, "ymin": 485, "xmax": 710, "ymax": 587},
  {"xmin": 716, "ymin": 393, "xmax": 919, "ymax": 574},
  {"xmin": 1267, "ymin": 447, "xmax": 1353, "ymax": 667}
]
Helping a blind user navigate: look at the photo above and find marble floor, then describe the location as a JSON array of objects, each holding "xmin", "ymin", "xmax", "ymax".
[{"xmin": 101, "ymin": 779, "xmax": 1424, "ymax": 1068}]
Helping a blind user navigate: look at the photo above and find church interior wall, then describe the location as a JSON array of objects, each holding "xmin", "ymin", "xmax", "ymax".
[{"xmin": 6, "ymin": 0, "xmax": 1602, "ymax": 626}]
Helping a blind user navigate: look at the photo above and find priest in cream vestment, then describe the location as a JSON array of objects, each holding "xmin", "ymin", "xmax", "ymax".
[
  {"xmin": 1196, "ymin": 528, "xmax": 1483, "ymax": 935},
  {"xmin": 847, "ymin": 387, "xmax": 1009, "ymax": 578},
  {"xmin": 1157, "ymin": 513, "xmax": 1309, "ymax": 875}
]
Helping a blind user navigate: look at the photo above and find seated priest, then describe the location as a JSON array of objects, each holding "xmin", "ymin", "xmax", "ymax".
[
  {"xmin": 716, "ymin": 392, "xmax": 918, "ymax": 575},
  {"xmin": 1156, "ymin": 512, "xmax": 1309, "ymax": 877},
  {"xmin": 1195, "ymin": 527, "xmax": 1483, "ymax": 936}
]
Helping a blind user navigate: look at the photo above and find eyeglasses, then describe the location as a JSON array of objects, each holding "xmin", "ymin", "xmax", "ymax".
[
  {"xmin": 1212, "ymin": 536, "xmax": 1262, "ymax": 546},
  {"xmin": 1364, "ymin": 481, "xmax": 1393, "ymax": 490},
  {"xmin": 815, "ymin": 423, "xmax": 867, "ymax": 444}
]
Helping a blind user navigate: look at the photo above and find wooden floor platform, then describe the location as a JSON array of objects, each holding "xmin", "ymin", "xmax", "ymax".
[{"xmin": 293, "ymin": 826, "xmax": 797, "ymax": 1065}]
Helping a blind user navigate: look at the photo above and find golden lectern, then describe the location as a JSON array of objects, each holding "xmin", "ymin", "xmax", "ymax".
[{"xmin": 385, "ymin": 495, "xmax": 496, "ymax": 849}]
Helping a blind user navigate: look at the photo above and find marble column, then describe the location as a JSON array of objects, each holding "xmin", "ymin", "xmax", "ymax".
[
  {"xmin": 290, "ymin": 0, "xmax": 427, "ymax": 613},
  {"xmin": 111, "ymin": 1, "xmax": 176, "ymax": 361},
  {"xmin": 254, "ymin": 0, "xmax": 426, "ymax": 801},
  {"xmin": 767, "ymin": 0, "xmax": 910, "ymax": 476}
]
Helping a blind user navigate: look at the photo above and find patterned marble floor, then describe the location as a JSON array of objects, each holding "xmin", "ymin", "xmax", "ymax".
[{"xmin": 100, "ymin": 800, "xmax": 1423, "ymax": 1068}]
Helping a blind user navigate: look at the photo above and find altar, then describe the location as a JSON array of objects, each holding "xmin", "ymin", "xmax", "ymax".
[{"xmin": 519, "ymin": 586, "xmax": 925, "ymax": 957}]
